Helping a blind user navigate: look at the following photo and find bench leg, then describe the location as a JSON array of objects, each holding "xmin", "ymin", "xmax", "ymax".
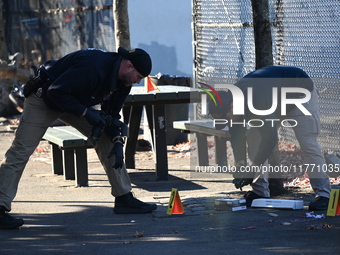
[
  {"xmin": 63, "ymin": 149, "xmax": 75, "ymax": 180},
  {"xmin": 215, "ymin": 136, "xmax": 227, "ymax": 166},
  {"xmin": 50, "ymin": 143, "xmax": 63, "ymax": 175},
  {"xmin": 196, "ymin": 133, "xmax": 209, "ymax": 166},
  {"xmin": 74, "ymin": 148, "xmax": 89, "ymax": 187}
]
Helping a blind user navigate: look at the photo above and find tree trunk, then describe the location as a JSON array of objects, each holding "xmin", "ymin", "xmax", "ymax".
[
  {"xmin": 75, "ymin": 0, "xmax": 85, "ymax": 49},
  {"xmin": 0, "ymin": 0, "xmax": 8, "ymax": 60},
  {"xmin": 113, "ymin": 0, "xmax": 131, "ymax": 50},
  {"xmin": 251, "ymin": 0, "xmax": 287, "ymax": 195},
  {"xmin": 251, "ymin": 0, "xmax": 273, "ymax": 69},
  {"xmin": 113, "ymin": 0, "xmax": 131, "ymax": 123}
]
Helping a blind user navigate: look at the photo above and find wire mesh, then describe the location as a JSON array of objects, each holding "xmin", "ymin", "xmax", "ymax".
[
  {"xmin": 193, "ymin": 0, "xmax": 340, "ymax": 153},
  {"xmin": 5, "ymin": 0, "xmax": 115, "ymax": 63}
]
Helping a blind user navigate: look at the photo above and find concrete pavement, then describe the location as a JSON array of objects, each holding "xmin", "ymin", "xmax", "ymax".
[{"xmin": 0, "ymin": 122, "xmax": 339, "ymax": 255}]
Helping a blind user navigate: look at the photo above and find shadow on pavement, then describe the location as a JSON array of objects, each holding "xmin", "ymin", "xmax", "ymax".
[
  {"xmin": 129, "ymin": 171, "xmax": 207, "ymax": 192},
  {"xmin": 1, "ymin": 203, "xmax": 340, "ymax": 255}
]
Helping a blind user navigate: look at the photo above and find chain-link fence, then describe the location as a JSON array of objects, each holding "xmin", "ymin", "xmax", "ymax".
[
  {"xmin": 4, "ymin": 0, "xmax": 115, "ymax": 64},
  {"xmin": 192, "ymin": 0, "xmax": 340, "ymax": 153}
]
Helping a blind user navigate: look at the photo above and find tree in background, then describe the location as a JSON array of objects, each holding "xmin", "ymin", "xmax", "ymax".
[
  {"xmin": 0, "ymin": 0, "xmax": 8, "ymax": 60},
  {"xmin": 113, "ymin": 0, "xmax": 131, "ymax": 50}
]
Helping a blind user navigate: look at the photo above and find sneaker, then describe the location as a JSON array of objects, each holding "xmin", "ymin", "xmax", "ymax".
[
  {"xmin": 114, "ymin": 192, "xmax": 157, "ymax": 214},
  {"xmin": 308, "ymin": 196, "xmax": 329, "ymax": 211},
  {"xmin": 244, "ymin": 191, "xmax": 269, "ymax": 207},
  {"xmin": 0, "ymin": 206, "xmax": 24, "ymax": 229}
]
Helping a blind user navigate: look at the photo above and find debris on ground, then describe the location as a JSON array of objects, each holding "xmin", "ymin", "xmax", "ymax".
[{"xmin": 172, "ymin": 138, "xmax": 339, "ymax": 186}]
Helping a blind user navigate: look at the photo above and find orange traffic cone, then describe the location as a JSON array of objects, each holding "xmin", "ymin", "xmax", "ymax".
[
  {"xmin": 145, "ymin": 76, "xmax": 160, "ymax": 92},
  {"xmin": 172, "ymin": 192, "xmax": 185, "ymax": 214},
  {"xmin": 166, "ymin": 188, "xmax": 185, "ymax": 215},
  {"xmin": 336, "ymin": 198, "xmax": 340, "ymax": 215}
]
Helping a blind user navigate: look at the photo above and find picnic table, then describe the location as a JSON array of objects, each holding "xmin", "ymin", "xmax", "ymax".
[
  {"xmin": 43, "ymin": 85, "xmax": 202, "ymax": 184},
  {"xmin": 124, "ymin": 85, "xmax": 202, "ymax": 180}
]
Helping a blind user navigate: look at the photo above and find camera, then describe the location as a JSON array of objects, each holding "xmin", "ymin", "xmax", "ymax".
[
  {"xmin": 90, "ymin": 112, "xmax": 113, "ymax": 140},
  {"xmin": 89, "ymin": 112, "xmax": 128, "ymax": 141}
]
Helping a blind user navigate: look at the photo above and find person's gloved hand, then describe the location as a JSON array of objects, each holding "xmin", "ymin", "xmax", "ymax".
[
  {"xmin": 232, "ymin": 163, "xmax": 253, "ymax": 191},
  {"xmin": 84, "ymin": 108, "xmax": 106, "ymax": 126},
  {"xmin": 108, "ymin": 142, "xmax": 124, "ymax": 169},
  {"xmin": 232, "ymin": 177, "xmax": 253, "ymax": 190}
]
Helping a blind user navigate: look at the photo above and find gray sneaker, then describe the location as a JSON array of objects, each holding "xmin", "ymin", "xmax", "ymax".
[{"xmin": 0, "ymin": 206, "xmax": 24, "ymax": 229}]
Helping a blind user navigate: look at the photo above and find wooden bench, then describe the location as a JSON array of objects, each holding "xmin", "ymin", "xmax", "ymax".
[
  {"xmin": 173, "ymin": 120, "xmax": 231, "ymax": 166},
  {"xmin": 42, "ymin": 126, "xmax": 93, "ymax": 187}
]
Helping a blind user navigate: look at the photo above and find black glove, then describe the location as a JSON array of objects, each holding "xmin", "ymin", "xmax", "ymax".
[
  {"xmin": 232, "ymin": 165, "xmax": 253, "ymax": 190},
  {"xmin": 84, "ymin": 109, "xmax": 106, "ymax": 126},
  {"xmin": 108, "ymin": 142, "xmax": 124, "ymax": 169},
  {"xmin": 232, "ymin": 177, "xmax": 253, "ymax": 190}
]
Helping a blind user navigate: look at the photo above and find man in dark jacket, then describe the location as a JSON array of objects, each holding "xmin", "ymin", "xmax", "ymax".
[
  {"xmin": 0, "ymin": 47, "xmax": 157, "ymax": 229},
  {"xmin": 209, "ymin": 66, "xmax": 331, "ymax": 210}
]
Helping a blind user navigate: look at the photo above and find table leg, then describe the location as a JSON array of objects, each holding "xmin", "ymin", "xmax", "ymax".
[
  {"xmin": 196, "ymin": 133, "xmax": 209, "ymax": 166},
  {"xmin": 145, "ymin": 105, "xmax": 154, "ymax": 145},
  {"xmin": 125, "ymin": 105, "xmax": 143, "ymax": 169},
  {"xmin": 151, "ymin": 104, "xmax": 168, "ymax": 180},
  {"xmin": 215, "ymin": 136, "xmax": 227, "ymax": 166},
  {"xmin": 122, "ymin": 106, "xmax": 131, "ymax": 124}
]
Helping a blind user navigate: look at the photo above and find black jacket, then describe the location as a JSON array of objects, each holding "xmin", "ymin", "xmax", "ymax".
[
  {"xmin": 230, "ymin": 66, "xmax": 314, "ymax": 166},
  {"xmin": 41, "ymin": 48, "xmax": 131, "ymax": 119}
]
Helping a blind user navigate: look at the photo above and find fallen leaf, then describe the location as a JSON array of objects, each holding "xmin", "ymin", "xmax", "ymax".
[
  {"xmin": 36, "ymin": 147, "xmax": 45, "ymax": 152},
  {"xmin": 134, "ymin": 231, "xmax": 145, "ymax": 237},
  {"xmin": 321, "ymin": 222, "xmax": 332, "ymax": 229},
  {"xmin": 307, "ymin": 225, "xmax": 317, "ymax": 230}
]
